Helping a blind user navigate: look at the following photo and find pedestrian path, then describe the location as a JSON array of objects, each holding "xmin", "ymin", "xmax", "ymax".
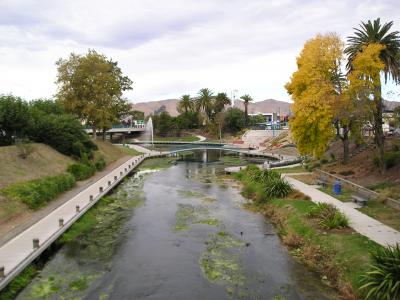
[
  {"xmin": 0, "ymin": 154, "xmax": 148, "ymax": 290},
  {"xmin": 285, "ymin": 175, "xmax": 400, "ymax": 247}
]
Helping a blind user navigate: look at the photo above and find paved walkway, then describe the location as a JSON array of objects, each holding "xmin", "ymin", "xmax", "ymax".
[
  {"xmin": 195, "ymin": 135, "xmax": 206, "ymax": 142},
  {"xmin": 0, "ymin": 154, "xmax": 149, "ymax": 289},
  {"xmin": 285, "ymin": 176, "xmax": 400, "ymax": 247}
]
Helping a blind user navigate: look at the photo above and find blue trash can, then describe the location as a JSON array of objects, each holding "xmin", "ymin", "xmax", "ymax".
[{"xmin": 333, "ymin": 179, "xmax": 342, "ymax": 195}]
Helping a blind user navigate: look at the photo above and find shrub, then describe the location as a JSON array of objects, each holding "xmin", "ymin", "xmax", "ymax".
[
  {"xmin": 383, "ymin": 151, "xmax": 400, "ymax": 168},
  {"xmin": 258, "ymin": 169, "xmax": 280, "ymax": 184},
  {"xmin": 67, "ymin": 162, "xmax": 96, "ymax": 181},
  {"xmin": 264, "ymin": 177, "xmax": 293, "ymax": 198},
  {"xmin": 28, "ymin": 113, "xmax": 97, "ymax": 159},
  {"xmin": 360, "ymin": 244, "xmax": 400, "ymax": 300},
  {"xmin": 283, "ymin": 231, "xmax": 303, "ymax": 248},
  {"xmin": 320, "ymin": 158, "xmax": 329, "ymax": 164},
  {"xmin": 307, "ymin": 203, "xmax": 349, "ymax": 229},
  {"xmin": 2, "ymin": 174, "xmax": 76, "ymax": 210},
  {"xmin": 338, "ymin": 170, "xmax": 355, "ymax": 176},
  {"xmin": 245, "ymin": 164, "xmax": 262, "ymax": 181},
  {"xmin": 95, "ymin": 157, "xmax": 106, "ymax": 171},
  {"xmin": 374, "ymin": 151, "xmax": 400, "ymax": 169}
]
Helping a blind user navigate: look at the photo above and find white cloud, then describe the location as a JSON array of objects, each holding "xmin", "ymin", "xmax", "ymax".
[{"xmin": 0, "ymin": 0, "xmax": 399, "ymax": 102}]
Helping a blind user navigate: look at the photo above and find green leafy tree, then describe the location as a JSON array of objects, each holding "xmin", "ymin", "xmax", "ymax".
[
  {"xmin": 240, "ymin": 94, "xmax": 253, "ymax": 126},
  {"xmin": 56, "ymin": 49, "xmax": 133, "ymax": 139},
  {"xmin": 249, "ymin": 114, "xmax": 266, "ymax": 126},
  {"xmin": 345, "ymin": 18, "xmax": 400, "ymax": 170},
  {"xmin": 153, "ymin": 111, "xmax": 173, "ymax": 136},
  {"xmin": 224, "ymin": 108, "xmax": 245, "ymax": 133},
  {"xmin": 0, "ymin": 95, "xmax": 31, "ymax": 145}
]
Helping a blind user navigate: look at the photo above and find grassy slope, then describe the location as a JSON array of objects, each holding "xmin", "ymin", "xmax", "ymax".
[
  {"xmin": 0, "ymin": 141, "xmax": 141, "ymax": 224},
  {"xmin": 0, "ymin": 144, "xmax": 73, "ymax": 189}
]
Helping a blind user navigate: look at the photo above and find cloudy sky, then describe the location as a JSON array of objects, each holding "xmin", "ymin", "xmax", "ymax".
[{"xmin": 1, "ymin": 0, "xmax": 400, "ymax": 103}]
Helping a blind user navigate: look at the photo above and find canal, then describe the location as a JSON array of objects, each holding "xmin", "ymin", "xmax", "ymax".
[{"xmin": 15, "ymin": 150, "xmax": 334, "ymax": 299}]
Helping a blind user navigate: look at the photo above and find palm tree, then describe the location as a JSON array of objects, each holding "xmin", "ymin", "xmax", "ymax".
[
  {"xmin": 240, "ymin": 94, "xmax": 253, "ymax": 126},
  {"xmin": 214, "ymin": 92, "xmax": 231, "ymax": 115},
  {"xmin": 345, "ymin": 18, "xmax": 400, "ymax": 170},
  {"xmin": 178, "ymin": 94, "xmax": 192, "ymax": 114},
  {"xmin": 197, "ymin": 88, "xmax": 214, "ymax": 122}
]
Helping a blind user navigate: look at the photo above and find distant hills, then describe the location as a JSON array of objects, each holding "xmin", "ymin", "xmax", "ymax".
[
  {"xmin": 132, "ymin": 98, "xmax": 399, "ymax": 117},
  {"xmin": 133, "ymin": 98, "xmax": 292, "ymax": 116}
]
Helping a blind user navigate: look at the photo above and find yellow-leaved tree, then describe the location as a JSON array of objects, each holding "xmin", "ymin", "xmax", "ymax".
[{"xmin": 285, "ymin": 33, "xmax": 345, "ymax": 158}]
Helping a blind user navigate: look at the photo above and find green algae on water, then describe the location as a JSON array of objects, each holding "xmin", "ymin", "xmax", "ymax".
[
  {"xmin": 177, "ymin": 189, "xmax": 206, "ymax": 198},
  {"xmin": 200, "ymin": 231, "xmax": 247, "ymax": 298},
  {"xmin": 174, "ymin": 204, "xmax": 219, "ymax": 231}
]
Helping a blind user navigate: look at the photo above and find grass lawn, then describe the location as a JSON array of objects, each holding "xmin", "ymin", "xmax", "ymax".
[
  {"xmin": 358, "ymin": 201, "xmax": 400, "ymax": 231},
  {"xmin": 117, "ymin": 145, "xmax": 143, "ymax": 156},
  {"xmin": 273, "ymin": 165, "xmax": 309, "ymax": 174},
  {"xmin": 152, "ymin": 135, "xmax": 200, "ymax": 142},
  {"xmin": 319, "ymin": 184, "xmax": 354, "ymax": 202},
  {"xmin": 138, "ymin": 157, "xmax": 177, "ymax": 170}
]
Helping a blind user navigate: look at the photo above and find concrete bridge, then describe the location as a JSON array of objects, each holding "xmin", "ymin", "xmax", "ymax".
[{"xmin": 84, "ymin": 124, "xmax": 146, "ymax": 134}]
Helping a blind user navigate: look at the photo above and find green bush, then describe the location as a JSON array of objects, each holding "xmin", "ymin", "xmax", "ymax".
[
  {"xmin": 2, "ymin": 174, "xmax": 76, "ymax": 210},
  {"xmin": 67, "ymin": 162, "xmax": 96, "ymax": 181},
  {"xmin": 264, "ymin": 177, "xmax": 293, "ymax": 198},
  {"xmin": 95, "ymin": 157, "xmax": 106, "ymax": 171},
  {"xmin": 360, "ymin": 244, "xmax": 400, "ymax": 299},
  {"xmin": 374, "ymin": 151, "xmax": 400, "ymax": 169},
  {"xmin": 28, "ymin": 113, "xmax": 97, "ymax": 159},
  {"xmin": 307, "ymin": 203, "xmax": 349, "ymax": 229},
  {"xmin": 320, "ymin": 158, "xmax": 329, "ymax": 164}
]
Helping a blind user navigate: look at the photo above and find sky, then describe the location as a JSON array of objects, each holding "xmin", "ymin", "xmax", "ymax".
[{"xmin": 1, "ymin": 0, "xmax": 400, "ymax": 104}]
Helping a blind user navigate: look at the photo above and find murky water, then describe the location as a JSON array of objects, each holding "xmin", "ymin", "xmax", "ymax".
[{"xmin": 16, "ymin": 152, "xmax": 335, "ymax": 300}]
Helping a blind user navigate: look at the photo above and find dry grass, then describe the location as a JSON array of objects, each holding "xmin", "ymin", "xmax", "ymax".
[
  {"xmin": 289, "ymin": 174, "xmax": 317, "ymax": 185},
  {"xmin": 283, "ymin": 231, "xmax": 303, "ymax": 248},
  {"xmin": 0, "ymin": 143, "xmax": 73, "ymax": 189},
  {"xmin": 287, "ymin": 189, "xmax": 311, "ymax": 200},
  {"xmin": 93, "ymin": 140, "xmax": 129, "ymax": 164}
]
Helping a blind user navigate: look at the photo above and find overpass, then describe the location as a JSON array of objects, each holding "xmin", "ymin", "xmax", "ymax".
[{"xmin": 84, "ymin": 124, "xmax": 146, "ymax": 134}]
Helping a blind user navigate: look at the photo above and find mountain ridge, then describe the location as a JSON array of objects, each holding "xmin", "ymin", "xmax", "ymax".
[{"xmin": 132, "ymin": 98, "xmax": 399, "ymax": 117}]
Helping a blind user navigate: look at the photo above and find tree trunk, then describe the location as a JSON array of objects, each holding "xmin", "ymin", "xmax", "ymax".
[
  {"xmin": 374, "ymin": 86, "xmax": 385, "ymax": 172},
  {"xmin": 244, "ymin": 103, "xmax": 248, "ymax": 126},
  {"xmin": 102, "ymin": 128, "xmax": 106, "ymax": 140},
  {"xmin": 92, "ymin": 125, "xmax": 96, "ymax": 139},
  {"xmin": 342, "ymin": 126, "xmax": 349, "ymax": 164}
]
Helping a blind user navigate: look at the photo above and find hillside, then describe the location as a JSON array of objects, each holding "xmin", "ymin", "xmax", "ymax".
[
  {"xmin": 133, "ymin": 99, "xmax": 180, "ymax": 116},
  {"xmin": 233, "ymin": 99, "xmax": 291, "ymax": 115},
  {"xmin": 0, "ymin": 143, "xmax": 73, "ymax": 190},
  {"xmin": 132, "ymin": 98, "xmax": 292, "ymax": 116}
]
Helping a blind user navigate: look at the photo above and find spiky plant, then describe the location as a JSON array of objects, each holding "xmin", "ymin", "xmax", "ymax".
[
  {"xmin": 264, "ymin": 177, "xmax": 293, "ymax": 198},
  {"xmin": 360, "ymin": 244, "xmax": 400, "ymax": 300}
]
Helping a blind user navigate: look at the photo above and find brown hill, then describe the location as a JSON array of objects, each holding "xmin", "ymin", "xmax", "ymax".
[
  {"xmin": 132, "ymin": 99, "xmax": 180, "ymax": 116},
  {"xmin": 233, "ymin": 99, "xmax": 291, "ymax": 115},
  {"xmin": 132, "ymin": 98, "xmax": 292, "ymax": 116}
]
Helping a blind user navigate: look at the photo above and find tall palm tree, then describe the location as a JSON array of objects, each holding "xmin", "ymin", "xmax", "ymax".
[
  {"xmin": 345, "ymin": 18, "xmax": 400, "ymax": 170},
  {"xmin": 197, "ymin": 88, "xmax": 214, "ymax": 122},
  {"xmin": 214, "ymin": 92, "xmax": 231, "ymax": 115},
  {"xmin": 240, "ymin": 94, "xmax": 253, "ymax": 126},
  {"xmin": 178, "ymin": 94, "xmax": 192, "ymax": 114}
]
